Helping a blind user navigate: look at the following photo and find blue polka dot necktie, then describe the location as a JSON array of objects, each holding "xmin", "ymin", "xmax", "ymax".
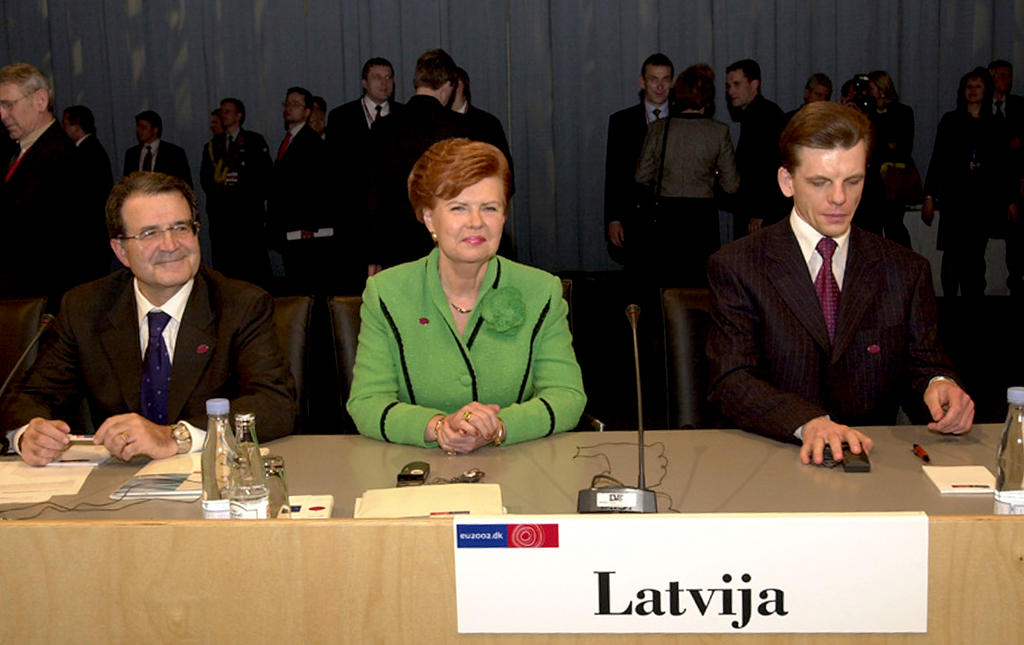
[{"xmin": 140, "ymin": 311, "xmax": 171, "ymax": 424}]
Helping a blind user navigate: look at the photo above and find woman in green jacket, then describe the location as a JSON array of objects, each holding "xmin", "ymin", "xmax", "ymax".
[{"xmin": 346, "ymin": 138, "xmax": 586, "ymax": 454}]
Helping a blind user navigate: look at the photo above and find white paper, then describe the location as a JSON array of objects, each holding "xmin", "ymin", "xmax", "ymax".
[
  {"xmin": 454, "ymin": 513, "xmax": 928, "ymax": 634},
  {"xmin": 0, "ymin": 460, "xmax": 94, "ymax": 503},
  {"xmin": 354, "ymin": 483, "xmax": 503, "ymax": 518},
  {"xmin": 922, "ymin": 465, "xmax": 995, "ymax": 493}
]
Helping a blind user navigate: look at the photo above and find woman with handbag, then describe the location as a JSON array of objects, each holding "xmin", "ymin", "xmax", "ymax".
[{"xmin": 634, "ymin": 64, "xmax": 740, "ymax": 287}]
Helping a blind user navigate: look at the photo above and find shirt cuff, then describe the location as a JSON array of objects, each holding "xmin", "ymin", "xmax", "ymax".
[
  {"xmin": 181, "ymin": 420, "xmax": 205, "ymax": 453},
  {"xmin": 8, "ymin": 425, "xmax": 28, "ymax": 455},
  {"xmin": 793, "ymin": 415, "xmax": 830, "ymax": 442}
]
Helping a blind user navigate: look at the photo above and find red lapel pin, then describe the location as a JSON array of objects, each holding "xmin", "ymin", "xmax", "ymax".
[
  {"xmin": 867, "ymin": 344, "xmax": 880, "ymax": 354},
  {"xmin": 197, "ymin": 344, "xmax": 210, "ymax": 354}
]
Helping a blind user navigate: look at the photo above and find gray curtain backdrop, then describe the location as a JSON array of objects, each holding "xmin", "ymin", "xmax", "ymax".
[{"xmin": 2, "ymin": 0, "xmax": 1023, "ymax": 275}]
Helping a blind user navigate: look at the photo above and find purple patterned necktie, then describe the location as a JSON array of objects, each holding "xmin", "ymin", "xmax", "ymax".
[
  {"xmin": 815, "ymin": 237, "xmax": 840, "ymax": 343},
  {"xmin": 140, "ymin": 311, "xmax": 171, "ymax": 424}
]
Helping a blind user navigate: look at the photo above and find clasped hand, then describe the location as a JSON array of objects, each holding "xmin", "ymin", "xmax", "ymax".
[
  {"xmin": 20, "ymin": 414, "xmax": 176, "ymax": 465},
  {"xmin": 431, "ymin": 402, "xmax": 501, "ymax": 454}
]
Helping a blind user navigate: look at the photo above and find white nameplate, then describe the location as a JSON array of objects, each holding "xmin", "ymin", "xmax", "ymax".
[{"xmin": 453, "ymin": 513, "xmax": 927, "ymax": 634}]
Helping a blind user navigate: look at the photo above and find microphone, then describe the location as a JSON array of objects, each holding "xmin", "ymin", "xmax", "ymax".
[
  {"xmin": 0, "ymin": 313, "xmax": 54, "ymax": 454},
  {"xmin": 577, "ymin": 304, "xmax": 657, "ymax": 513}
]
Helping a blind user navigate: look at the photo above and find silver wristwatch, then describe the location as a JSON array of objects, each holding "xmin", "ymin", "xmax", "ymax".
[{"xmin": 170, "ymin": 422, "xmax": 192, "ymax": 454}]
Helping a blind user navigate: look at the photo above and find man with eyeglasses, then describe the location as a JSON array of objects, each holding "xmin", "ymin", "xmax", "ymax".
[
  {"xmin": 0, "ymin": 62, "xmax": 88, "ymax": 307},
  {"xmin": 0, "ymin": 172, "xmax": 297, "ymax": 465}
]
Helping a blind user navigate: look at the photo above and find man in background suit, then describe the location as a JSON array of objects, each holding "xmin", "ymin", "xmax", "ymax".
[
  {"xmin": 452, "ymin": 66, "xmax": 514, "ymax": 193},
  {"xmin": 267, "ymin": 86, "xmax": 330, "ymax": 294},
  {"xmin": 990, "ymin": 59, "xmax": 1024, "ymax": 295},
  {"xmin": 122, "ymin": 110, "xmax": 192, "ymax": 187},
  {"xmin": 0, "ymin": 62, "xmax": 89, "ymax": 307},
  {"xmin": 1, "ymin": 171, "xmax": 295, "ymax": 465},
  {"xmin": 63, "ymin": 104, "xmax": 115, "ymax": 277},
  {"xmin": 707, "ymin": 101, "xmax": 974, "ymax": 464},
  {"xmin": 726, "ymin": 58, "xmax": 788, "ymax": 234},
  {"xmin": 326, "ymin": 57, "xmax": 404, "ymax": 294},
  {"xmin": 368, "ymin": 49, "xmax": 469, "ymax": 271},
  {"xmin": 604, "ymin": 53, "xmax": 673, "ymax": 259},
  {"xmin": 200, "ymin": 97, "xmax": 273, "ymax": 287}
]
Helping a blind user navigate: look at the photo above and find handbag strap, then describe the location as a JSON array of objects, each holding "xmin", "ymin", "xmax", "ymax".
[{"xmin": 653, "ymin": 115, "xmax": 671, "ymax": 197}]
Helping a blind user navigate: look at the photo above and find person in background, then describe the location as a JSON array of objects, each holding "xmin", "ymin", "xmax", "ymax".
[
  {"xmin": 725, "ymin": 58, "xmax": 788, "ymax": 234},
  {"xmin": 200, "ymin": 98, "xmax": 273, "ymax": 287},
  {"xmin": 309, "ymin": 95, "xmax": 327, "ymax": 138},
  {"xmin": 923, "ymin": 67, "xmax": 1016, "ymax": 296},
  {"xmin": 62, "ymin": 104, "xmax": 115, "ymax": 277},
  {"xmin": 604, "ymin": 53, "xmax": 673, "ymax": 258},
  {"xmin": 347, "ymin": 138, "xmax": 585, "ymax": 453},
  {"xmin": 634, "ymin": 63, "xmax": 739, "ymax": 287},
  {"xmin": 867, "ymin": 70, "xmax": 915, "ymax": 248},
  {"xmin": 0, "ymin": 62, "xmax": 88, "ymax": 306},
  {"xmin": 122, "ymin": 109, "xmax": 192, "ymax": 187}
]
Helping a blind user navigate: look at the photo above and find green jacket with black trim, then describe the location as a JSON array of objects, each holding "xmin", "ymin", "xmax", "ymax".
[{"xmin": 346, "ymin": 249, "xmax": 586, "ymax": 447}]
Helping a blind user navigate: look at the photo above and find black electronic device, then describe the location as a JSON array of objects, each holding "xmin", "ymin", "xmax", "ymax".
[
  {"xmin": 842, "ymin": 448, "xmax": 871, "ymax": 473},
  {"xmin": 820, "ymin": 443, "xmax": 871, "ymax": 472},
  {"xmin": 397, "ymin": 461, "xmax": 430, "ymax": 487}
]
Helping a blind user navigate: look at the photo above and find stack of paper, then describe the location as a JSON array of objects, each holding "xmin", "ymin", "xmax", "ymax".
[{"xmin": 354, "ymin": 483, "xmax": 504, "ymax": 518}]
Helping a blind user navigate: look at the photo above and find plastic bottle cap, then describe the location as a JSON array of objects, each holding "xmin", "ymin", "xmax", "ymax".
[
  {"xmin": 1008, "ymin": 387, "xmax": 1024, "ymax": 405},
  {"xmin": 206, "ymin": 398, "xmax": 230, "ymax": 415}
]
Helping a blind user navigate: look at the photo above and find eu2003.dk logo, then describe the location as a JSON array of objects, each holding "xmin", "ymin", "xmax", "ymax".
[{"xmin": 457, "ymin": 523, "xmax": 559, "ymax": 548}]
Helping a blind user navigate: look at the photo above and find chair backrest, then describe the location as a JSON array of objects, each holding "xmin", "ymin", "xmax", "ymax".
[
  {"xmin": 328, "ymin": 296, "xmax": 363, "ymax": 433},
  {"xmin": 273, "ymin": 296, "xmax": 313, "ymax": 430},
  {"xmin": 661, "ymin": 288, "xmax": 713, "ymax": 429},
  {"xmin": 0, "ymin": 297, "xmax": 48, "ymax": 396}
]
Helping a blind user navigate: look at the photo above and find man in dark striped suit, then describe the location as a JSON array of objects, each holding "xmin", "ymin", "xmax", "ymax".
[{"xmin": 707, "ymin": 101, "xmax": 974, "ymax": 465}]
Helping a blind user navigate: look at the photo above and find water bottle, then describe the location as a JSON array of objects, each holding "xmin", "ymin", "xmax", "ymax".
[
  {"xmin": 228, "ymin": 412, "xmax": 270, "ymax": 519},
  {"xmin": 994, "ymin": 387, "xmax": 1024, "ymax": 514},
  {"xmin": 201, "ymin": 398, "xmax": 235, "ymax": 519}
]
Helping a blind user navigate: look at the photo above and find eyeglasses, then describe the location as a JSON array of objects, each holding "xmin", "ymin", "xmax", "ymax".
[
  {"xmin": 282, "ymin": 100, "xmax": 306, "ymax": 109},
  {"xmin": 116, "ymin": 221, "xmax": 199, "ymax": 244},
  {"xmin": 0, "ymin": 95, "xmax": 27, "ymax": 111}
]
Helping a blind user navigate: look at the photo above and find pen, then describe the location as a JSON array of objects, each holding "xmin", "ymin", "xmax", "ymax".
[
  {"xmin": 951, "ymin": 484, "xmax": 990, "ymax": 489},
  {"xmin": 912, "ymin": 443, "xmax": 930, "ymax": 463}
]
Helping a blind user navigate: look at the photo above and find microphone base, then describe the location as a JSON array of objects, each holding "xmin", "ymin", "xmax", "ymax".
[{"xmin": 577, "ymin": 487, "xmax": 657, "ymax": 513}]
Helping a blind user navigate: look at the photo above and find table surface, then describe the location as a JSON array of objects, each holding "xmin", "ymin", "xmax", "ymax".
[{"xmin": 0, "ymin": 423, "xmax": 1003, "ymax": 520}]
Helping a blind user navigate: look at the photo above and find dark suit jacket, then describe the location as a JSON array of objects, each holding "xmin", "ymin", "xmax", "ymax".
[
  {"xmin": 74, "ymin": 134, "xmax": 115, "ymax": 276},
  {"xmin": 733, "ymin": 94, "xmax": 788, "ymax": 225},
  {"xmin": 0, "ymin": 120, "xmax": 89, "ymax": 305},
  {"xmin": 706, "ymin": 221, "xmax": 957, "ymax": 442},
  {"xmin": 326, "ymin": 98, "xmax": 404, "ymax": 152},
  {"xmin": 123, "ymin": 139, "xmax": 193, "ymax": 187},
  {"xmin": 463, "ymin": 104, "xmax": 515, "ymax": 194},
  {"xmin": 267, "ymin": 124, "xmax": 329, "ymax": 239},
  {"xmin": 369, "ymin": 94, "xmax": 471, "ymax": 267},
  {"xmin": 325, "ymin": 99, "xmax": 404, "ymax": 275},
  {"xmin": 604, "ymin": 102, "xmax": 648, "ymax": 229},
  {"xmin": 0, "ymin": 266, "xmax": 296, "ymax": 440},
  {"xmin": 199, "ymin": 128, "xmax": 273, "ymax": 284}
]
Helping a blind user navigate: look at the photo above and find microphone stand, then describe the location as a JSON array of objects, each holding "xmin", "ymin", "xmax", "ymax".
[{"xmin": 577, "ymin": 305, "xmax": 657, "ymax": 513}]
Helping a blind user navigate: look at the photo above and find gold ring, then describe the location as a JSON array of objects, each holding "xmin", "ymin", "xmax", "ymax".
[
  {"xmin": 463, "ymin": 411, "xmax": 473, "ymax": 420},
  {"xmin": 446, "ymin": 450, "xmax": 457, "ymax": 456},
  {"xmin": 120, "ymin": 432, "xmax": 129, "ymax": 443}
]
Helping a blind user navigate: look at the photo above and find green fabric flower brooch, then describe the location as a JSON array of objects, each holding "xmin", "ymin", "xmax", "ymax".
[{"xmin": 481, "ymin": 287, "xmax": 525, "ymax": 333}]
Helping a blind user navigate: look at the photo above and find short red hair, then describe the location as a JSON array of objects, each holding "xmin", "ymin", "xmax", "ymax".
[{"xmin": 407, "ymin": 138, "xmax": 511, "ymax": 222}]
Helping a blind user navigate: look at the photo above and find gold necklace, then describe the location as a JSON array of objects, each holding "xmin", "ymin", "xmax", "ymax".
[{"xmin": 450, "ymin": 302, "xmax": 472, "ymax": 314}]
